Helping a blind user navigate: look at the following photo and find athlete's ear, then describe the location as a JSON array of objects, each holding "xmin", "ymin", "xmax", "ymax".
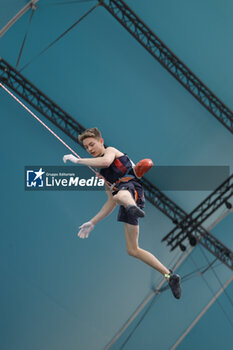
[{"xmin": 100, "ymin": 138, "xmax": 104, "ymax": 145}]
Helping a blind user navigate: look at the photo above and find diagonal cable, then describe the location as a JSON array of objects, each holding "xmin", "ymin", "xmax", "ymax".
[
  {"xmin": 16, "ymin": 7, "xmax": 36, "ymax": 69},
  {"xmin": 118, "ymin": 294, "xmax": 158, "ymax": 350},
  {"xmin": 189, "ymin": 253, "xmax": 233, "ymax": 329},
  {"xmin": 117, "ymin": 257, "xmax": 223, "ymax": 349},
  {"xmin": 198, "ymin": 245, "xmax": 233, "ymax": 309},
  {"xmin": 19, "ymin": 2, "xmax": 99, "ymax": 72}
]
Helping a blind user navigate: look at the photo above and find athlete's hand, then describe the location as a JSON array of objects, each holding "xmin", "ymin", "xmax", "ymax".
[
  {"xmin": 78, "ymin": 221, "xmax": 95, "ymax": 239},
  {"xmin": 63, "ymin": 154, "xmax": 80, "ymax": 164}
]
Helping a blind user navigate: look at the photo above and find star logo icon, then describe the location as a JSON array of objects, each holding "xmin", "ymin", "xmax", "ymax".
[{"xmin": 33, "ymin": 168, "xmax": 45, "ymax": 181}]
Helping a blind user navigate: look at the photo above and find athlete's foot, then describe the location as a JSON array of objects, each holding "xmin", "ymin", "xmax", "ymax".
[
  {"xmin": 167, "ymin": 270, "xmax": 181, "ymax": 299},
  {"xmin": 125, "ymin": 204, "xmax": 145, "ymax": 218}
]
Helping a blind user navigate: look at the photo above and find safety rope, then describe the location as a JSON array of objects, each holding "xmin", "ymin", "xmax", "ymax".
[{"xmin": 0, "ymin": 82, "xmax": 110, "ymax": 185}]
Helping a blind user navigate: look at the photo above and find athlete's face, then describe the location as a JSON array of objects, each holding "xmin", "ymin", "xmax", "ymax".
[{"xmin": 83, "ymin": 137, "xmax": 104, "ymax": 157}]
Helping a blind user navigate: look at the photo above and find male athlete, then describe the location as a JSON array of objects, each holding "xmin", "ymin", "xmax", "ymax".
[{"xmin": 63, "ymin": 128, "xmax": 181, "ymax": 299}]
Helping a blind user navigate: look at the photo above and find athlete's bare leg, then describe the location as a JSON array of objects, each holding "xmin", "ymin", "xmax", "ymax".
[
  {"xmin": 112, "ymin": 190, "xmax": 168, "ymax": 274},
  {"xmin": 124, "ymin": 223, "xmax": 170, "ymax": 275},
  {"xmin": 113, "ymin": 190, "xmax": 181, "ymax": 298}
]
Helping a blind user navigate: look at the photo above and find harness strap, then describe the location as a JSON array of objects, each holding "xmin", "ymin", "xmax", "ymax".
[
  {"xmin": 110, "ymin": 176, "xmax": 142, "ymax": 203},
  {"xmin": 115, "ymin": 176, "xmax": 135, "ymax": 184},
  {"xmin": 110, "ymin": 176, "xmax": 134, "ymax": 191},
  {"xmin": 111, "ymin": 179, "xmax": 139, "ymax": 204}
]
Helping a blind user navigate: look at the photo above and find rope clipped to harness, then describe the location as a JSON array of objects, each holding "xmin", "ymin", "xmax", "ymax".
[{"xmin": 133, "ymin": 159, "xmax": 153, "ymax": 178}]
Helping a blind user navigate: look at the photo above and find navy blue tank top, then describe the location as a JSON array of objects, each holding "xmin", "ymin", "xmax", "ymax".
[{"xmin": 100, "ymin": 154, "xmax": 135, "ymax": 184}]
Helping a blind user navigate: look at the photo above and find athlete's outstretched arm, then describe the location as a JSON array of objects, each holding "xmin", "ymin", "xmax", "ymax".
[
  {"xmin": 63, "ymin": 147, "xmax": 116, "ymax": 168},
  {"xmin": 78, "ymin": 187, "xmax": 117, "ymax": 239},
  {"xmin": 90, "ymin": 197, "xmax": 116, "ymax": 226}
]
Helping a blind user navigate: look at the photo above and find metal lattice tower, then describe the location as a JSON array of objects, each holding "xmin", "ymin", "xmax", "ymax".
[
  {"xmin": 99, "ymin": 0, "xmax": 233, "ymax": 134},
  {"xmin": 162, "ymin": 175, "xmax": 233, "ymax": 269},
  {"xmin": 1, "ymin": 58, "xmax": 232, "ymax": 270}
]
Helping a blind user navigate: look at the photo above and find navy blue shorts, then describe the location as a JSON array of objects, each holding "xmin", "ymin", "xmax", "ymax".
[{"xmin": 112, "ymin": 180, "xmax": 145, "ymax": 226}]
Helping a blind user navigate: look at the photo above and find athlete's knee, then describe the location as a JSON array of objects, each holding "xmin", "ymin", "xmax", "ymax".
[
  {"xmin": 112, "ymin": 192, "xmax": 120, "ymax": 202},
  {"xmin": 113, "ymin": 190, "xmax": 129, "ymax": 201},
  {"xmin": 127, "ymin": 247, "xmax": 139, "ymax": 257}
]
